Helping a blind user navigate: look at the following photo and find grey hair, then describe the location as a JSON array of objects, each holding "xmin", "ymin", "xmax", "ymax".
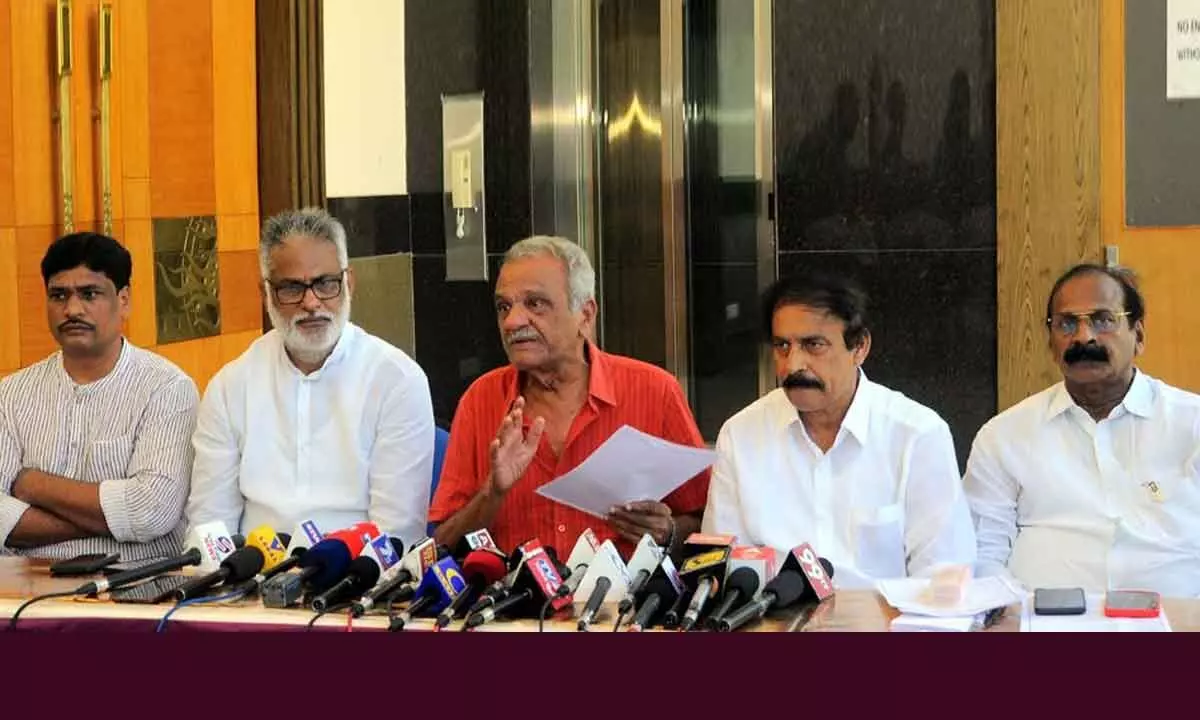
[
  {"xmin": 503, "ymin": 235, "xmax": 595, "ymax": 312},
  {"xmin": 259, "ymin": 207, "xmax": 350, "ymax": 279}
]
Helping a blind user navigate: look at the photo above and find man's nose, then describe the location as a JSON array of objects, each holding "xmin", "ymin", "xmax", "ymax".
[
  {"xmin": 501, "ymin": 305, "xmax": 528, "ymax": 331},
  {"xmin": 1071, "ymin": 317, "xmax": 1098, "ymax": 343},
  {"xmin": 300, "ymin": 287, "xmax": 323, "ymax": 312},
  {"xmin": 64, "ymin": 293, "xmax": 85, "ymax": 317}
]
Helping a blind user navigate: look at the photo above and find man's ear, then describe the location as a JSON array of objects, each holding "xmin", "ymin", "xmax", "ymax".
[
  {"xmin": 852, "ymin": 330, "xmax": 872, "ymax": 367},
  {"xmin": 578, "ymin": 297, "xmax": 598, "ymax": 339},
  {"xmin": 1133, "ymin": 319, "xmax": 1146, "ymax": 356}
]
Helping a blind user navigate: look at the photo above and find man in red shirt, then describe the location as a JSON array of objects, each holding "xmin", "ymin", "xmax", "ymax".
[{"xmin": 430, "ymin": 236, "xmax": 710, "ymax": 559}]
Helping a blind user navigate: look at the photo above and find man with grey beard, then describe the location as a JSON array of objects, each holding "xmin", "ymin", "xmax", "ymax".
[{"xmin": 185, "ymin": 208, "xmax": 434, "ymax": 545}]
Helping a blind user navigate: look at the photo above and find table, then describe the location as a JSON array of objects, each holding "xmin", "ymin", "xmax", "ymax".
[{"xmin": 4, "ymin": 557, "xmax": 1198, "ymax": 632}]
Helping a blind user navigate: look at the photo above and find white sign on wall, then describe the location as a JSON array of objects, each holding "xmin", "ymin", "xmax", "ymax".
[{"xmin": 1168, "ymin": 0, "xmax": 1200, "ymax": 99}]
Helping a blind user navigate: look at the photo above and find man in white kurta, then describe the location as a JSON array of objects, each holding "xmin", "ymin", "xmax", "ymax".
[
  {"xmin": 965, "ymin": 264, "xmax": 1200, "ymax": 596},
  {"xmin": 186, "ymin": 209, "xmax": 433, "ymax": 545},
  {"xmin": 703, "ymin": 273, "xmax": 976, "ymax": 587}
]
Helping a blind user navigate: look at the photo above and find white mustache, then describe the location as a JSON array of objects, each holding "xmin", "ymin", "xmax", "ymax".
[
  {"xmin": 506, "ymin": 328, "xmax": 541, "ymax": 344},
  {"xmin": 292, "ymin": 311, "xmax": 334, "ymax": 329}
]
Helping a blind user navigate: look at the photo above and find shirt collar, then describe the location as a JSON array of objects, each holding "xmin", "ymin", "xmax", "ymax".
[
  {"xmin": 55, "ymin": 338, "xmax": 131, "ymax": 393},
  {"xmin": 505, "ymin": 339, "xmax": 616, "ymax": 409},
  {"xmin": 1045, "ymin": 368, "xmax": 1152, "ymax": 421},
  {"xmin": 774, "ymin": 369, "xmax": 872, "ymax": 445}
]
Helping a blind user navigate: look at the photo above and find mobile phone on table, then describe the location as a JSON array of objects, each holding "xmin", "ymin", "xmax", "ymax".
[
  {"xmin": 1033, "ymin": 587, "xmax": 1086, "ymax": 616},
  {"xmin": 101, "ymin": 556, "xmax": 170, "ymax": 575},
  {"xmin": 109, "ymin": 576, "xmax": 193, "ymax": 604},
  {"xmin": 49, "ymin": 553, "xmax": 120, "ymax": 577},
  {"xmin": 1104, "ymin": 590, "xmax": 1161, "ymax": 618}
]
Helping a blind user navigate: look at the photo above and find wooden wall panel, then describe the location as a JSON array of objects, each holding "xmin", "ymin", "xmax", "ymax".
[
  {"xmin": 147, "ymin": 0, "xmax": 215, "ymax": 217},
  {"xmin": 1098, "ymin": 0, "xmax": 1200, "ymax": 393},
  {"xmin": 0, "ymin": 0, "xmax": 14, "ymax": 227},
  {"xmin": 0, "ymin": 228, "xmax": 19, "ymax": 372},
  {"xmin": 70, "ymin": 0, "xmax": 98, "ymax": 225},
  {"xmin": 213, "ymin": 0, "xmax": 259, "ymax": 217},
  {"xmin": 217, "ymin": 249, "xmax": 263, "ymax": 334},
  {"xmin": 15, "ymin": 226, "xmax": 55, "ymax": 367},
  {"xmin": 9, "ymin": 0, "xmax": 56, "ymax": 228},
  {"xmin": 996, "ymin": 0, "xmax": 1102, "ymax": 410},
  {"xmin": 122, "ymin": 216, "xmax": 155, "ymax": 347},
  {"xmin": 216, "ymin": 212, "xmax": 259, "ymax": 253},
  {"xmin": 116, "ymin": 0, "xmax": 150, "ymax": 185}
]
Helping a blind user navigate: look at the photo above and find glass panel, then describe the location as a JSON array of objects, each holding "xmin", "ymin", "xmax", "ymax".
[{"xmin": 684, "ymin": 0, "xmax": 764, "ymax": 440}]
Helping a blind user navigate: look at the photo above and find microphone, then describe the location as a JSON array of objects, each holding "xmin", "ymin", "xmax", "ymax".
[
  {"xmin": 390, "ymin": 556, "xmax": 467, "ymax": 630},
  {"xmin": 617, "ymin": 534, "xmax": 664, "ymax": 618},
  {"xmin": 576, "ymin": 576, "xmax": 612, "ymax": 631},
  {"xmin": 322, "ymin": 521, "xmax": 380, "ymax": 558},
  {"xmin": 465, "ymin": 540, "xmax": 539, "ymax": 616},
  {"xmin": 261, "ymin": 536, "xmax": 355, "ymax": 608},
  {"xmin": 311, "ymin": 556, "xmax": 382, "ymax": 612},
  {"xmin": 434, "ymin": 549, "xmax": 508, "ymax": 629},
  {"xmin": 717, "ymin": 544, "xmax": 835, "ymax": 632},
  {"xmin": 350, "ymin": 537, "xmax": 439, "ymax": 617},
  {"xmin": 245, "ymin": 525, "xmax": 288, "ymax": 572},
  {"xmin": 627, "ymin": 575, "xmax": 673, "ymax": 632},
  {"xmin": 464, "ymin": 540, "xmax": 569, "ymax": 629},
  {"xmin": 171, "ymin": 546, "xmax": 266, "ymax": 602},
  {"xmin": 705, "ymin": 567, "xmax": 760, "ymax": 630},
  {"xmin": 625, "ymin": 555, "xmax": 685, "ymax": 631},
  {"xmin": 453, "ymin": 528, "xmax": 499, "ymax": 560},
  {"xmin": 284, "ymin": 519, "xmax": 324, "ymax": 555},
  {"xmin": 678, "ymin": 545, "xmax": 731, "ymax": 631},
  {"xmin": 554, "ymin": 529, "xmax": 599, "ymax": 597},
  {"xmin": 76, "ymin": 521, "xmax": 236, "ymax": 595}
]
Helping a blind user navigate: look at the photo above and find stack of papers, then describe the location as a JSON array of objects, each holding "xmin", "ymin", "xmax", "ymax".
[
  {"xmin": 877, "ymin": 576, "xmax": 1024, "ymax": 632},
  {"xmin": 1020, "ymin": 593, "xmax": 1173, "ymax": 632},
  {"xmin": 534, "ymin": 425, "xmax": 716, "ymax": 518}
]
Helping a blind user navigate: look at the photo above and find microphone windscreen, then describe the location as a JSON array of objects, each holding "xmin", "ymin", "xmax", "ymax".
[
  {"xmin": 462, "ymin": 550, "xmax": 507, "ymax": 584},
  {"xmin": 299, "ymin": 539, "xmax": 353, "ymax": 589},
  {"xmin": 276, "ymin": 533, "xmax": 292, "ymax": 547},
  {"xmin": 820, "ymin": 558, "xmax": 834, "ymax": 579},
  {"xmin": 349, "ymin": 556, "xmax": 381, "ymax": 587},
  {"xmin": 436, "ymin": 545, "xmax": 451, "ymax": 560},
  {"xmin": 726, "ymin": 567, "xmax": 760, "ymax": 598},
  {"xmin": 231, "ymin": 534, "xmax": 246, "ymax": 548},
  {"xmin": 223, "ymin": 547, "xmax": 266, "ymax": 581},
  {"xmin": 390, "ymin": 536, "xmax": 405, "ymax": 557},
  {"xmin": 765, "ymin": 571, "xmax": 810, "ymax": 606}
]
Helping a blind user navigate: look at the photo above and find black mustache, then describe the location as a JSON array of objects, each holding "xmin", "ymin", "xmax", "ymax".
[
  {"xmin": 782, "ymin": 372, "xmax": 825, "ymax": 390},
  {"xmin": 1064, "ymin": 343, "xmax": 1109, "ymax": 364},
  {"xmin": 58, "ymin": 321, "xmax": 94, "ymax": 332}
]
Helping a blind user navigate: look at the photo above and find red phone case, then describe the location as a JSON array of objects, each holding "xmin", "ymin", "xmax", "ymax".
[{"xmin": 1103, "ymin": 590, "xmax": 1161, "ymax": 618}]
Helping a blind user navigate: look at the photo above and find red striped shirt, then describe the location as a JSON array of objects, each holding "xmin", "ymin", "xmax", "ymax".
[{"xmin": 429, "ymin": 343, "xmax": 710, "ymax": 559}]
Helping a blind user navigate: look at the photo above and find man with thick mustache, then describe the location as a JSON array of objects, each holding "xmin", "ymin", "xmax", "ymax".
[
  {"xmin": 186, "ymin": 208, "xmax": 434, "ymax": 544},
  {"xmin": 0, "ymin": 233, "xmax": 198, "ymax": 559},
  {"xmin": 702, "ymin": 273, "xmax": 975, "ymax": 587},
  {"xmin": 430, "ymin": 236, "xmax": 710, "ymax": 559},
  {"xmin": 965, "ymin": 264, "xmax": 1200, "ymax": 595}
]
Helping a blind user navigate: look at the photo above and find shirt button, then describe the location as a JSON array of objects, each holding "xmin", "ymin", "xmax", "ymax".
[{"xmin": 557, "ymin": 524, "xmax": 566, "ymax": 533}]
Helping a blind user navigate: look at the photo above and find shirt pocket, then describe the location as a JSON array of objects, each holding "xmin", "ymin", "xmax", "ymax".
[
  {"xmin": 1137, "ymin": 473, "xmax": 1200, "ymax": 546},
  {"xmin": 85, "ymin": 435, "xmax": 135, "ymax": 482},
  {"xmin": 852, "ymin": 502, "xmax": 907, "ymax": 580}
]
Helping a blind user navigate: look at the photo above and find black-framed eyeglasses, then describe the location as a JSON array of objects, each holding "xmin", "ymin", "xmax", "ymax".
[
  {"xmin": 269, "ymin": 270, "xmax": 346, "ymax": 305},
  {"xmin": 1047, "ymin": 309, "xmax": 1131, "ymax": 336}
]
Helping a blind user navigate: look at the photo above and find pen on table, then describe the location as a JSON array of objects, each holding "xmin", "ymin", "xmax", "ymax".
[{"xmin": 975, "ymin": 606, "xmax": 1006, "ymax": 631}]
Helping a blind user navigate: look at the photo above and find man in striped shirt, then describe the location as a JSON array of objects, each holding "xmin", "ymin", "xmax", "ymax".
[
  {"xmin": 0, "ymin": 233, "xmax": 199, "ymax": 561},
  {"xmin": 430, "ymin": 236, "xmax": 710, "ymax": 560}
]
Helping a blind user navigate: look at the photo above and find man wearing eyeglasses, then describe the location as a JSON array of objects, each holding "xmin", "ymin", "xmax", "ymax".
[
  {"xmin": 965, "ymin": 264, "xmax": 1200, "ymax": 596},
  {"xmin": 185, "ymin": 208, "xmax": 434, "ymax": 546}
]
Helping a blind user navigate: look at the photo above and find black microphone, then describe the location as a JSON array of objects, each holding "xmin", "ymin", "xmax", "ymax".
[
  {"xmin": 311, "ymin": 556, "xmax": 382, "ymax": 612},
  {"xmin": 718, "ymin": 558, "xmax": 835, "ymax": 632},
  {"xmin": 75, "ymin": 548, "xmax": 204, "ymax": 596},
  {"xmin": 705, "ymin": 567, "xmax": 759, "ymax": 630},
  {"xmin": 678, "ymin": 546, "xmax": 731, "ymax": 631},
  {"xmin": 172, "ymin": 546, "xmax": 266, "ymax": 602},
  {"xmin": 627, "ymin": 575, "xmax": 677, "ymax": 632},
  {"xmin": 435, "ymin": 549, "xmax": 508, "ymax": 629},
  {"xmin": 575, "ymin": 576, "xmax": 612, "ymax": 631}
]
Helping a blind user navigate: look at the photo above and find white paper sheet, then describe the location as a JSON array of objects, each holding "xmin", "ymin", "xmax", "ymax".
[
  {"xmin": 876, "ymin": 576, "xmax": 1024, "ymax": 618},
  {"xmin": 890, "ymin": 613, "xmax": 982, "ymax": 632},
  {"xmin": 534, "ymin": 425, "xmax": 716, "ymax": 519},
  {"xmin": 1020, "ymin": 593, "xmax": 1173, "ymax": 632}
]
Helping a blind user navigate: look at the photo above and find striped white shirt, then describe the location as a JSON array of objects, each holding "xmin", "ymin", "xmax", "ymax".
[{"xmin": 0, "ymin": 340, "xmax": 199, "ymax": 561}]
